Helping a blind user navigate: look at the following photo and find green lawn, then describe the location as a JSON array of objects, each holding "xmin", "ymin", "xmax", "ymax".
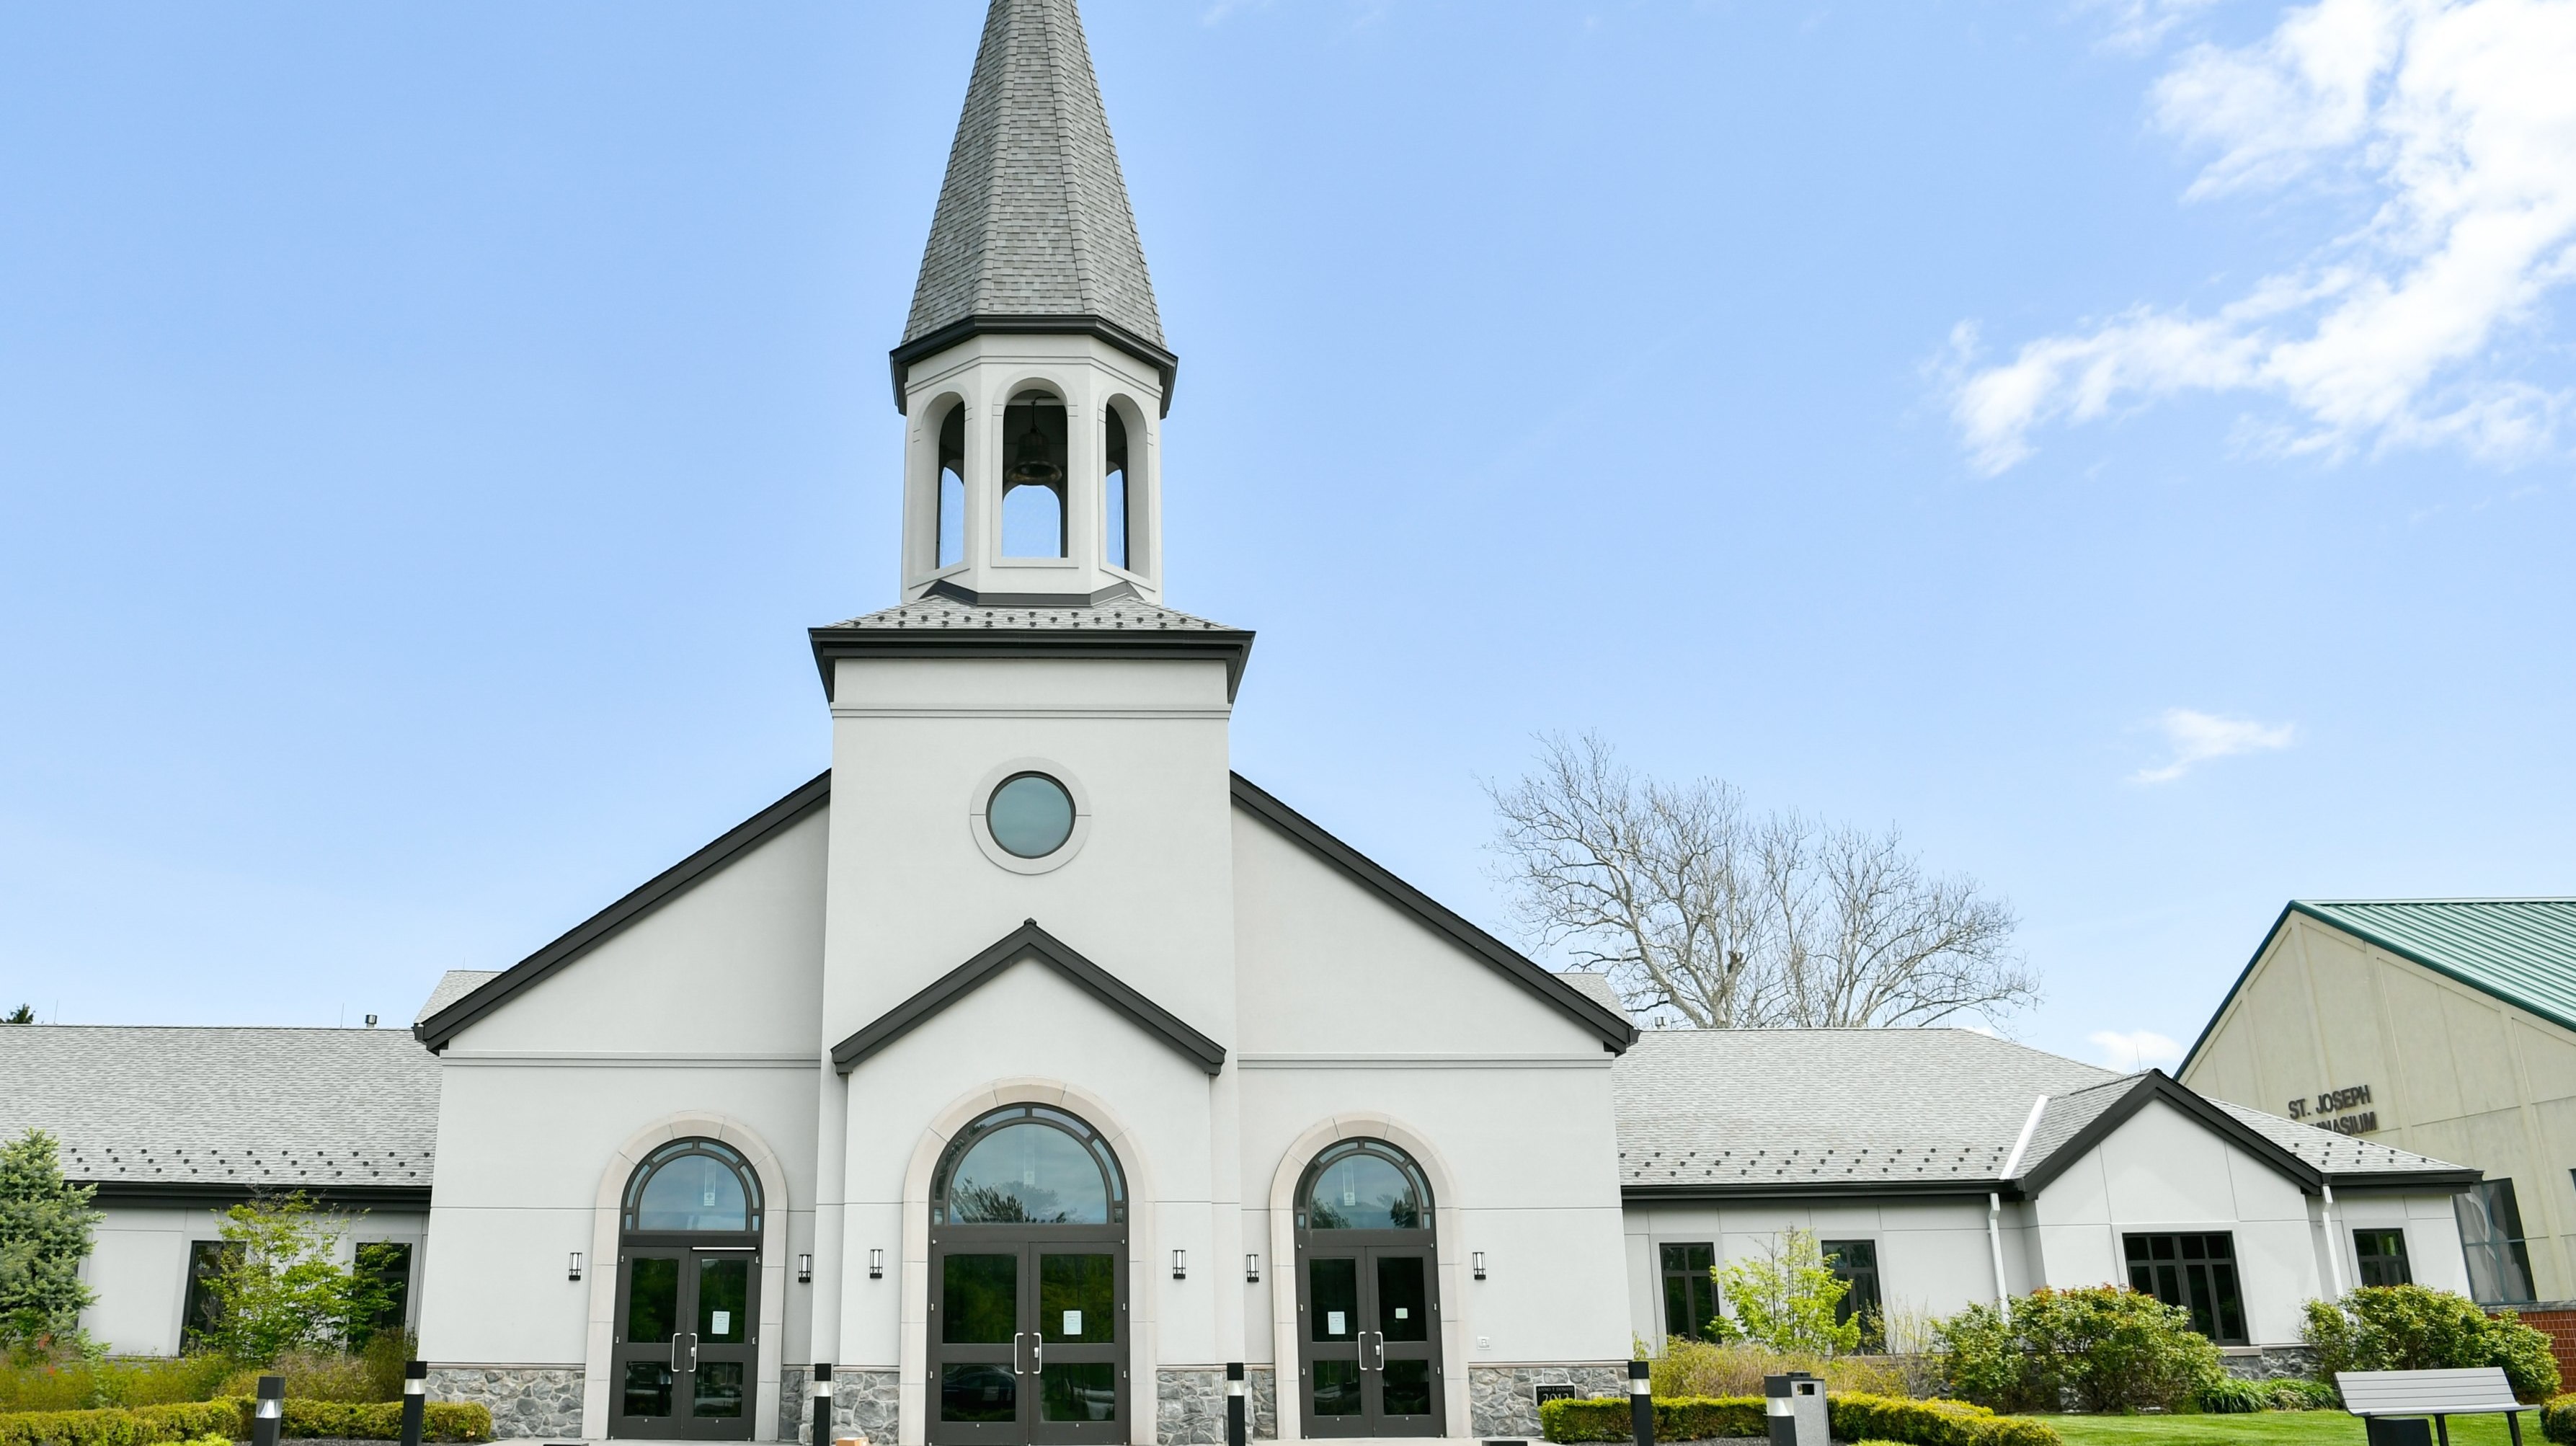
[{"xmin": 2031, "ymin": 1410, "xmax": 2536, "ymax": 1445}]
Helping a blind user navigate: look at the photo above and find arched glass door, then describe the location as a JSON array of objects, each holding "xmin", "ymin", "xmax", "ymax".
[
  {"xmin": 610, "ymin": 1139, "xmax": 763, "ymax": 1440},
  {"xmin": 928, "ymin": 1106, "xmax": 1129, "ymax": 1446},
  {"xmin": 1294, "ymin": 1140, "xmax": 1444, "ymax": 1438}
]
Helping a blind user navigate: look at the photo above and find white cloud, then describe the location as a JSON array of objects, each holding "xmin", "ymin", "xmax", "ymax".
[
  {"xmin": 2089, "ymin": 1027, "xmax": 2185, "ymax": 1070},
  {"xmin": 2132, "ymin": 707, "xmax": 2296, "ymax": 782},
  {"xmin": 1950, "ymin": 0, "xmax": 2576, "ymax": 474}
]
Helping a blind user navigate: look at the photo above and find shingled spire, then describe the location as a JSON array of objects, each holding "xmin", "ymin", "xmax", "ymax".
[{"xmin": 892, "ymin": 0, "xmax": 1173, "ymax": 408}]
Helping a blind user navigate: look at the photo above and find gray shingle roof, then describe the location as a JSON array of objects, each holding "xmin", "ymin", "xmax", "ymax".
[
  {"xmin": 1615, "ymin": 1029, "xmax": 2116, "ymax": 1191},
  {"xmin": 1611, "ymin": 1029, "xmax": 2472, "ymax": 1195},
  {"xmin": 905, "ymin": 0, "xmax": 1163, "ymax": 350},
  {"xmin": 825, "ymin": 591, "xmax": 1236, "ymax": 633},
  {"xmin": 1560, "ymin": 973, "xmax": 1633, "ymax": 1025},
  {"xmin": 415, "ymin": 970, "xmax": 501, "ymax": 1026},
  {"xmin": 0, "ymin": 1026, "xmax": 438, "ymax": 1192}
]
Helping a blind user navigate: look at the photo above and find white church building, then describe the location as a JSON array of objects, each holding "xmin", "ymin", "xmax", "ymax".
[{"xmin": 0, "ymin": 2, "xmax": 2493, "ymax": 1442}]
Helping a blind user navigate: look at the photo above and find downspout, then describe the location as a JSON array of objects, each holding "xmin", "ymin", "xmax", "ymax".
[
  {"xmin": 2322, "ymin": 1181, "xmax": 2348, "ymax": 1298},
  {"xmin": 1991, "ymin": 1095, "xmax": 2050, "ymax": 1321}
]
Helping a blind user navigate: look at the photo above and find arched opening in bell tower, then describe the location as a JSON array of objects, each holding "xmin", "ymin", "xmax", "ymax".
[
  {"xmin": 936, "ymin": 402, "xmax": 967, "ymax": 569},
  {"xmin": 1103, "ymin": 406, "xmax": 1132, "ymax": 572},
  {"xmin": 1000, "ymin": 390, "xmax": 1069, "ymax": 559}
]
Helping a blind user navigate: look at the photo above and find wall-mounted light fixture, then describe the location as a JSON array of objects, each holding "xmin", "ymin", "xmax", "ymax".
[
  {"xmin": 798, "ymin": 1254, "xmax": 814, "ymax": 1284},
  {"xmin": 568, "ymin": 1252, "xmax": 584, "ymax": 1282},
  {"xmin": 1472, "ymin": 1252, "xmax": 1487, "ymax": 1281},
  {"xmin": 869, "ymin": 1249, "xmax": 884, "ymax": 1279},
  {"xmin": 1171, "ymin": 1249, "xmax": 1187, "ymax": 1281},
  {"xmin": 1244, "ymin": 1254, "xmax": 1261, "ymax": 1283}
]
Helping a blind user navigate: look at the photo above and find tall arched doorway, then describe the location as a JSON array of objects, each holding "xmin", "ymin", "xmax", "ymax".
[
  {"xmin": 609, "ymin": 1138, "xmax": 764, "ymax": 1440},
  {"xmin": 928, "ymin": 1105, "xmax": 1129, "ymax": 1445},
  {"xmin": 1294, "ymin": 1140, "xmax": 1444, "ymax": 1438}
]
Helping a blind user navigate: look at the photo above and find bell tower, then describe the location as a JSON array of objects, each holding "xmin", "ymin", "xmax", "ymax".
[{"xmin": 888, "ymin": 0, "xmax": 1176, "ymax": 607}]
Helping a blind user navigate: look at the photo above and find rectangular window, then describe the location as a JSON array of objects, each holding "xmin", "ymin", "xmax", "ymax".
[
  {"xmin": 2123, "ymin": 1233, "xmax": 2248, "ymax": 1346},
  {"xmin": 1821, "ymin": 1240, "xmax": 1883, "ymax": 1350},
  {"xmin": 355, "ymin": 1241, "xmax": 415, "ymax": 1345},
  {"xmin": 1658, "ymin": 1243, "xmax": 1718, "ymax": 1341},
  {"xmin": 2352, "ymin": 1229, "xmax": 2412, "ymax": 1287},
  {"xmin": 2457, "ymin": 1179, "xmax": 2537, "ymax": 1304},
  {"xmin": 181, "ymin": 1240, "xmax": 241, "ymax": 1350}
]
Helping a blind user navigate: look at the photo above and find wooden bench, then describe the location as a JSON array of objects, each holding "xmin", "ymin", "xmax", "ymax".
[{"xmin": 2337, "ymin": 1367, "xmax": 2531, "ymax": 1446}]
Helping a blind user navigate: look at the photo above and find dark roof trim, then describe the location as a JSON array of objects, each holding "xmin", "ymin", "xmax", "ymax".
[
  {"xmin": 1227, "ymin": 775, "xmax": 1637, "ymax": 1054},
  {"xmin": 832, "ymin": 920, "xmax": 1225, "ymax": 1075},
  {"xmin": 2015, "ymin": 1071, "xmax": 2323, "ymax": 1195},
  {"xmin": 2184, "ymin": 902, "xmax": 2576, "ymax": 1075},
  {"xmin": 2327, "ymin": 1169, "xmax": 2484, "ymax": 1194},
  {"xmin": 890, "ymin": 314, "xmax": 1178, "ymax": 417},
  {"xmin": 809, "ymin": 623, "xmax": 1256, "ymax": 704},
  {"xmin": 414, "ymin": 772, "xmax": 832, "ymax": 1051},
  {"xmin": 1623, "ymin": 1179, "xmax": 2020, "ymax": 1204},
  {"xmin": 81, "ymin": 1181, "xmax": 435, "ymax": 1211}
]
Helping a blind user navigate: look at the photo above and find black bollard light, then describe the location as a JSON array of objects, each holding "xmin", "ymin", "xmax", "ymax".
[
  {"xmin": 400, "ymin": 1362, "xmax": 426, "ymax": 1446},
  {"xmin": 1629, "ymin": 1359, "xmax": 1652, "ymax": 1446},
  {"xmin": 253, "ymin": 1375, "xmax": 285, "ymax": 1446},
  {"xmin": 1225, "ymin": 1362, "xmax": 1245, "ymax": 1446},
  {"xmin": 811, "ymin": 1363, "xmax": 833, "ymax": 1446}
]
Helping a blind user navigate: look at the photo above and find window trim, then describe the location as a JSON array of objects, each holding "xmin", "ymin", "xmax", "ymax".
[
  {"xmin": 2351, "ymin": 1228, "xmax": 2413, "ymax": 1288},
  {"xmin": 2122, "ymin": 1230, "xmax": 2249, "ymax": 1347}
]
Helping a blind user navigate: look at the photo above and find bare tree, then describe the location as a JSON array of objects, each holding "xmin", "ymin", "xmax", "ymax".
[{"xmin": 1485, "ymin": 733, "xmax": 2038, "ymax": 1029}]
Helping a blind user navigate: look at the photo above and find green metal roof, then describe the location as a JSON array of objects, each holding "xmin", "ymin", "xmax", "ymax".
[{"xmin": 2186, "ymin": 899, "xmax": 2576, "ymax": 1068}]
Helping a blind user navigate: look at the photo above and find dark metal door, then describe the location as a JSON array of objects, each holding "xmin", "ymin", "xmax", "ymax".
[
  {"xmin": 929, "ymin": 1227, "xmax": 1127, "ymax": 1446},
  {"xmin": 610, "ymin": 1244, "xmax": 760, "ymax": 1439},
  {"xmin": 1297, "ymin": 1241, "xmax": 1444, "ymax": 1437}
]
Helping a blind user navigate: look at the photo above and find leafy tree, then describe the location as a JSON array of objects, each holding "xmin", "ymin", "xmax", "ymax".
[
  {"xmin": 2304, "ymin": 1285, "xmax": 2561, "ymax": 1403},
  {"xmin": 1, "ymin": 1006, "xmax": 35, "ymax": 1025},
  {"xmin": 1937, "ymin": 1286, "xmax": 2221, "ymax": 1414},
  {"xmin": 202, "ymin": 1194, "xmax": 391, "ymax": 1362},
  {"xmin": 0, "ymin": 1129, "xmax": 102, "ymax": 1352},
  {"xmin": 1714, "ymin": 1230, "xmax": 1862, "ymax": 1357}
]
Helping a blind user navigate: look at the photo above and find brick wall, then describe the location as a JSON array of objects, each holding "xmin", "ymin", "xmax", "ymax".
[{"xmin": 2504, "ymin": 1308, "xmax": 2576, "ymax": 1384}]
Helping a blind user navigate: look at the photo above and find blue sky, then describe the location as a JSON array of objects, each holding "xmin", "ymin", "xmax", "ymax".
[{"xmin": 2, "ymin": 1, "xmax": 2570, "ymax": 1070}]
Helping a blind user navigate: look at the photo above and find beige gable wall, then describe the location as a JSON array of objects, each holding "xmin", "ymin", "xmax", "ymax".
[{"xmin": 2183, "ymin": 910, "xmax": 2576, "ymax": 1301}]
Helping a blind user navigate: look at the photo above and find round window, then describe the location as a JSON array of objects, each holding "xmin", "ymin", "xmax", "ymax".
[{"xmin": 987, "ymin": 773, "xmax": 1076, "ymax": 858}]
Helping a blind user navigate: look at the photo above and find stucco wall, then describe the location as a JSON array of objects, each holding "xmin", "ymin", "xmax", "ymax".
[
  {"xmin": 82, "ymin": 1203, "xmax": 426, "ymax": 1357},
  {"xmin": 2185, "ymin": 911, "xmax": 2564, "ymax": 1300}
]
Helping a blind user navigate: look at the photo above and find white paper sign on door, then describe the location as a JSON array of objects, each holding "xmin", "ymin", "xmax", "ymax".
[
  {"xmin": 1063, "ymin": 1310, "xmax": 1083, "ymax": 1336},
  {"xmin": 711, "ymin": 1310, "xmax": 731, "ymax": 1334},
  {"xmin": 1328, "ymin": 1310, "xmax": 1345, "ymax": 1336},
  {"xmin": 1394, "ymin": 1308, "xmax": 1408, "ymax": 1320}
]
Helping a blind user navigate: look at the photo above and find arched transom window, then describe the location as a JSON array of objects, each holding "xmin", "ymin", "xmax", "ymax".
[
  {"xmin": 623, "ymin": 1137, "xmax": 763, "ymax": 1235},
  {"xmin": 1297, "ymin": 1139, "xmax": 1431, "ymax": 1232},
  {"xmin": 933, "ymin": 1105, "xmax": 1127, "ymax": 1225}
]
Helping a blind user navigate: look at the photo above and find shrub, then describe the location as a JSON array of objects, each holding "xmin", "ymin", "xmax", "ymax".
[
  {"xmin": 2541, "ymin": 1393, "xmax": 2576, "ymax": 1444},
  {"xmin": 1935, "ymin": 1286, "xmax": 2221, "ymax": 1414},
  {"xmin": 1537, "ymin": 1392, "xmax": 2062, "ymax": 1445},
  {"xmin": 200, "ymin": 1196, "xmax": 391, "ymax": 1362},
  {"xmin": 2304, "ymin": 1285, "xmax": 2563, "ymax": 1403},
  {"xmin": 2268, "ymin": 1378, "xmax": 2340, "ymax": 1411},
  {"xmin": 213, "ymin": 1350, "xmax": 396, "ymax": 1406},
  {"xmin": 0, "ymin": 1401, "xmax": 238, "ymax": 1446},
  {"xmin": 1830, "ymin": 1391, "xmax": 2064, "ymax": 1446},
  {"xmin": 1718, "ymin": 1231, "xmax": 1862, "ymax": 1357},
  {"xmin": 223, "ymin": 1398, "xmax": 489, "ymax": 1442},
  {"xmin": 2198, "ymin": 1376, "xmax": 2270, "ymax": 1414},
  {"xmin": 1647, "ymin": 1338, "xmax": 1911, "ymax": 1401}
]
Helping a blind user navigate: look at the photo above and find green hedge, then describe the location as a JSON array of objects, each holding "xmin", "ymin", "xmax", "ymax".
[
  {"xmin": 225, "ymin": 1399, "xmax": 492, "ymax": 1442},
  {"xmin": 0, "ymin": 1401, "xmax": 240, "ymax": 1446},
  {"xmin": 1535, "ymin": 1392, "xmax": 2060, "ymax": 1446},
  {"xmin": 2540, "ymin": 1393, "xmax": 2576, "ymax": 1444}
]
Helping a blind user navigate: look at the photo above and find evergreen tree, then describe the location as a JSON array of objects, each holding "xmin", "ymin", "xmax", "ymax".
[{"xmin": 0, "ymin": 1128, "xmax": 102, "ymax": 1350}]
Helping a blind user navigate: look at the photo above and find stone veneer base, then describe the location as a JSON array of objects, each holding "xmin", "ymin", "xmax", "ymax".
[
  {"xmin": 1468, "ymin": 1364, "xmax": 1627, "ymax": 1440},
  {"xmin": 426, "ymin": 1367, "xmax": 585, "ymax": 1440},
  {"xmin": 778, "ymin": 1367, "xmax": 902, "ymax": 1444}
]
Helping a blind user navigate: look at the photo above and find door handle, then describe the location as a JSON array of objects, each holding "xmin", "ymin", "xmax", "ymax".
[
  {"xmin": 1012, "ymin": 1331, "xmax": 1029, "ymax": 1376},
  {"xmin": 1033, "ymin": 1336, "xmax": 1044, "ymax": 1372},
  {"xmin": 670, "ymin": 1332, "xmax": 701, "ymax": 1372}
]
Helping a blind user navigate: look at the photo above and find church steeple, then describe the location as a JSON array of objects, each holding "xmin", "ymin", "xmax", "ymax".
[{"xmin": 889, "ymin": 0, "xmax": 1174, "ymax": 608}]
